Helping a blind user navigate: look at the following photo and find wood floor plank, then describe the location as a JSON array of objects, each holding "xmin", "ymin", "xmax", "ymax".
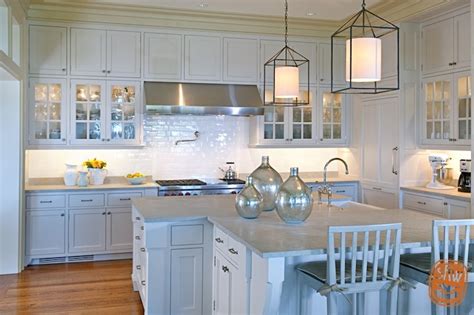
[{"xmin": 0, "ymin": 259, "xmax": 143, "ymax": 314}]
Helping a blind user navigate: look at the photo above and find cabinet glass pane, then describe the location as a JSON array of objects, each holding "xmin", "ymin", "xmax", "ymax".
[
  {"xmin": 111, "ymin": 122, "xmax": 123, "ymax": 139},
  {"xmin": 443, "ymin": 102, "xmax": 450, "ymax": 119},
  {"xmin": 458, "ymin": 77, "xmax": 469, "ymax": 98},
  {"xmin": 32, "ymin": 82, "xmax": 64, "ymax": 140},
  {"xmin": 49, "ymin": 84, "xmax": 61, "ymax": 102},
  {"xmin": 275, "ymin": 107, "xmax": 285, "ymax": 122},
  {"xmin": 303, "ymin": 125, "xmax": 312, "ymax": 139},
  {"xmin": 76, "ymin": 104, "xmax": 87, "ymax": 120},
  {"xmin": 111, "ymin": 105, "xmax": 123, "ymax": 121},
  {"xmin": 89, "ymin": 122, "xmax": 101, "ymax": 140},
  {"xmin": 123, "ymin": 105, "xmax": 135, "ymax": 120},
  {"xmin": 333, "ymin": 124, "xmax": 342, "ymax": 139},
  {"xmin": 90, "ymin": 104, "xmax": 101, "ymax": 120},
  {"xmin": 427, "ymin": 122, "xmax": 433, "ymax": 139},
  {"xmin": 323, "ymin": 124, "xmax": 331, "ymax": 138},
  {"xmin": 111, "ymin": 85, "xmax": 135, "ymax": 103},
  {"xmin": 73, "ymin": 83, "xmax": 103, "ymax": 141},
  {"xmin": 76, "ymin": 86, "xmax": 88, "ymax": 101},
  {"xmin": 434, "ymin": 102, "xmax": 441, "ymax": 119},
  {"xmin": 322, "ymin": 91, "xmax": 343, "ymax": 140},
  {"xmin": 303, "ymin": 108, "xmax": 312, "ymax": 122},
  {"xmin": 275, "ymin": 124, "xmax": 284, "ymax": 139},
  {"xmin": 425, "ymin": 83, "xmax": 433, "ymax": 102},
  {"xmin": 293, "ymin": 108, "xmax": 302, "ymax": 123},
  {"xmin": 443, "ymin": 121, "xmax": 450, "ymax": 139},
  {"xmin": 35, "ymin": 103, "xmax": 48, "ymax": 121},
  {"xmin": 426, "ymin": 103, "xmax": 433, "ymax": 120},
  {"xmin": 264, "ymin": 108, "xmax": 273, "ymax": 122},
  {"xmin": 35, "ymin": 85, "xmax": 47, "ymax": 101},
  {"xmin": 34, "ymin": 122, "xmax": 47, "ymax": 139},
  {"xmin": 49, "ymin": 103, "xmax": 61, "ymax": 120},
  {"xmin": 109, "ymin": 84, "xmax": 137, "ymax": 141},
  {"xmin": 457, "ymin": 76, "xmax": 471, "ymax": 141},
  {"xmin": 49, "ymin": 122, "xmax": 61, "ymax": 139},
  {"xmin": 459, "ymin": 120, "xmax": 467, "ymax": 139},
  {"xmin": 459, "ymin": 99, "xmax": 467, "ymax": 117},
  {"xmin": 434, "ymin": 121, "xmax": 441, "ymax": 139},
  {"xmin": 76, "ymin": 123, "xmax": 87, "ymax": 139},
  {"xmin": 334, "ymin": 108, "xmax": 341, "ymax": 123},
  {"xmin": 89, "ymin": 85, "xmax": 101, "ymax": 102},
  {"xmin": 293, "ymin": 125, "xmax": 301, "ymax": 139},
  {"xmin": 124, "ymin": 123, "xmax": 136, "ymax": 139},
  {"xmin": 264, "ymin": 124, "xmax": 273, "ymax": 139}
]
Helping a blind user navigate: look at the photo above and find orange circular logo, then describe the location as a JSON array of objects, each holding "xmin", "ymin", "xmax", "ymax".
[{"xmin": 428, "ymin": 260, "xmax": 468, "ymax": 307}]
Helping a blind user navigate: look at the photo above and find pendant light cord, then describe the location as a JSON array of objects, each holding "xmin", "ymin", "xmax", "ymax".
[{"xmin": 284, "ymin": 0, "xmax": 288, "ymax": 47}]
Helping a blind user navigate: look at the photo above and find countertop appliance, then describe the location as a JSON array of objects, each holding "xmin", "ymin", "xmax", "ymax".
[
  {"xmin": 458, "ymin": 159, "xmax": 471, "ymax": 193},
  {"xmin": 426, "ymin": 154, "xmax": 453, "ymax": 190},
  {"xmin": 156, "ymin": 178, "xmax": 245, "ymax": 196}
]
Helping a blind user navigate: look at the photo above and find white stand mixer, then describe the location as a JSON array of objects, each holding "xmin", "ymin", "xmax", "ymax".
[{"xmin": 426, "ymin": 154, "xmax": 453, "ymax": 190}]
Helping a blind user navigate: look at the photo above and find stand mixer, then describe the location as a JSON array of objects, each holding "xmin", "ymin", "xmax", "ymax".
[{"xmin": 426, "ymin": 154, "xmax": 453, "ymax": 190}]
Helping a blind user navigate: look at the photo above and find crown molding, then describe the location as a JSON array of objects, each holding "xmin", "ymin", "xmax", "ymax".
[{"xmin": 27, "ymin": 0, "xmax": 460, "ymax": 37}]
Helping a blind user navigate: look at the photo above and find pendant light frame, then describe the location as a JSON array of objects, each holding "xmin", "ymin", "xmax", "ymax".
[
  {"xmin": 264, "ymin": 0, "xmax": 310, "ymax": 106},
  {"xmin": 331, "ymin": 0, "xmax": 399, "ymax": 94}
]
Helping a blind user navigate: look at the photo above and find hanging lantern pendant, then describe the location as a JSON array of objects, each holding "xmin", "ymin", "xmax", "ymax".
[
  {"xmin": 264, "ymin": 0, "xmax": 310, "ymax": 106},
  {"xmin": 331, "ymin": 0, "xmax": 399, "ymax": 94}
]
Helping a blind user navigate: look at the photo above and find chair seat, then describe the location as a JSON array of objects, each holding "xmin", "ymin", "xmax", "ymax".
[
  {"xmin": 297, "ymin": 260, "xmax": 384, "ymax": 284},
  {"xmin": 400, "ymin": 253, "xmax": 473, "ymax": 275}
]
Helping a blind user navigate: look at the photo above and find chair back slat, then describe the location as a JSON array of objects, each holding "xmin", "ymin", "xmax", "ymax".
[
  {"xmin": 372, "ymin": 230, "xmax": 381, "ymax": 282},
  {"xmin": 327, "ymin": 223, "xmax": 402, "ymax": 287},
  {"xmin": 351, "ymin": 231, "xmax": 357, "ymax": 284},
  {"xmin": 432, "ymin": 219, "xmax": 474, "ymax": 275},
  {"xmin": 340, "ymin": 232, "xmax": 346, "ymax": 285}
]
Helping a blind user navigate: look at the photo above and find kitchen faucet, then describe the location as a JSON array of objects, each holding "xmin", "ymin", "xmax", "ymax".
[{"xmin": 318, "ymin": 158, "xmax": 349, "ymax": 206}]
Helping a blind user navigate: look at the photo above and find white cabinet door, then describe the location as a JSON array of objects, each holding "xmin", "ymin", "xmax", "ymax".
[
  {"xmin": 223, "ymin": 38, "xmax": 258, "ymax": 83},
  {"xmin": 260, "ymin": 40, "xmax": 284, "ymax": 83},
  {"xmin": 170, "ymin": 248, "xmax": 203, "ymax": 315},
  {"xmin": 362, "ymin": 101, "xmax": 379, "ymax": 182},
  {"xmin": 381, "ymin": 31, "xmax": 398, "ymax": 79},
  {"xmin": 28, "ymin": 78, "xmax": 68, "ymax": 145},
  {"xmin": 29, "ymin": 25, "xmax": 67, "ymax": 75},
  {"xmin": 422, "ymin": 19, "xmax": 454, "ymax": 75},
  {"xmin": 362, "ymin": 186, "xmax": 398, "ymax": 209},
  {"xmin": 144, "ymin": 33, "xmax": 182, "ymax": 80},
  {"xmin": 446, "ymin": 199, "xmax": 470, "ymax": 219},
  {"xmin": 288, "ymin": 88, "xmax": 317, "ymax": 145},
  {"xmin": 185, "ymin": 35, "xmax": 222, "ymax": 81},
  {"xmin": 291, "ymin": 41, "xmax": 317, "ymax": 85},
  {"xmin": 71, "ymin": 28, "xmax": 107, "ymax": 77},
  {"xmin": 453, "ymin": 72, "xmax": 472, "ymax": 146},
  {"xmin": 379, "ymin": 98, "xmax": 399, "ymax": 186},
  {"xmin": 68, "ymin": 209, "xmax": 106, "ymax": 253},
  {"xmin": 229, "ymin": 262, "xmax": 247, "ymax": 315},
  {"xmin": 106, "ymin": 208, "xmax": 133, "ymax": 251},
  {"xmin": 318, "ymin": 42, "xmax": 345, "ymax": 85},
  {"xmin": 107, "ymin": 30, "xmax": 141, "ymax": 78},
  {"xmin": 213, "ymin": 251, "xmax": 230, "ymax": 315},
  {"xmin": 319, "ymin": 88, "xmax": 347, "ymax": 144},
  {"xmin": 454, "ymin": 12, "xmax": 470, "ymax": 70},
  {"xmin": 26, "ymin": 210, "xmax": 66, "ymax": 256}
]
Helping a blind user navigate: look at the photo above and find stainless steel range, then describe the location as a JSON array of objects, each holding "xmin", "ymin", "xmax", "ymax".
[{"xmin": 156, "ymin": 178, "xmax": 245, "ymax": 196}]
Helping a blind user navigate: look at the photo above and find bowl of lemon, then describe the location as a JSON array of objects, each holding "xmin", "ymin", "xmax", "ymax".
[{"xmin": 126, "ymin": 172, "xmax": 146, "ymax": 185}]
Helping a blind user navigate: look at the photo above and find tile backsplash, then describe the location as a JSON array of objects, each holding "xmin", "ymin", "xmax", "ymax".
[{"xmin": 26, "ymin": 115, "xmax": 343, "ymax": 179}]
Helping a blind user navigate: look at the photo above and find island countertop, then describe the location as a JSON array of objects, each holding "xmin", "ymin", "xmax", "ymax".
[{"xmin": 133, "ymin": 195, "xmax": 441, "ymax": 258}]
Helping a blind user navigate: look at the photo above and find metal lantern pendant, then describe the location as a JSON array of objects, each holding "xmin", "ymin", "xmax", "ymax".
[
  {"xmin": 264, "ymin": 0, "xmax": 310, "ymax": 106},
  {"xmin": 331, "ymin": 0, "xmax": 399, "ymax": 94}
]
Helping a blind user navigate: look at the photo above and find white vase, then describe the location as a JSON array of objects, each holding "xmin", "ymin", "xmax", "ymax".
[
  {"xmin": 64, "ymin": 164, "xmax": 78, "ymax": 186},
  {"xmin": 88, "ymin": 168, "xmax": 107, "ymax": 185}
]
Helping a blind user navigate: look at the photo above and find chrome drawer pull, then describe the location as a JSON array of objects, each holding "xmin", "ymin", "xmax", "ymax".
[
  {"xmin": 140, "ymin": 248, "xmax": 146, "ymax": 252},
  {"xmin": 120, "ymin": 198, "xmax": 131, "ymax": 201},
  {"xmin": 228, "ymin": 248, "xmax": 238, "ymax": 255},
  {"xmin": 222, "ymin": 266, "xmax": 229, "ymax": 273},
  {"xmin": 136, "ymin": 265, "xmax": 141, "ymax": 270},
  {"xmin": 40, "ymin": 200, "xmax": 53, "ymax": 204},
  {"xmin": 135, "ymin": 236, "xmax": 141, "ymax": 240},
  {"xmin": 136, "ymin": 217, "xmax": 141, "ymax": 220},
  {"xmin": 81, "ymin": 199, "xmax": 93, "ymax": 202},
  {"xmin": 215, "ymin": 237, "xmax": 224, "ymax": 244},
  {"xmin": 373, "ymin": 187, "xmax": 382, "ymax": 191},
  {"xmin": 141, "ymin": 280, "xmax": 146, "ymax": 286},
  {"xmin": 141, "ymin": 226, "xmax": 144, "ymax": 231},
  {"xmin": 417, "ymin": 201, "xmax": 427, "ymax": 205}
]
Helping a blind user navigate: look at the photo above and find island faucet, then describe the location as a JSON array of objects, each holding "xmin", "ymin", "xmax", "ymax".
[{"xmin": 318, "ymin": 158, "xmax": 349, "ymax": 206}]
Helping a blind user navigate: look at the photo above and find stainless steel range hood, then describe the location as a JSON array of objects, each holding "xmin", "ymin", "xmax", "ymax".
[{"xmin": 144, "ymin": 82, "xmax": 264, "ymax": 116}]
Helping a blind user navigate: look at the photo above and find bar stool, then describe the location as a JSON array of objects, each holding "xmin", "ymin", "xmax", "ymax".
[
  {"xmin": 399, "ymin": 219, "xmax": 474, "ymax": 314},
  {"xmin": 296, "ymin": 223, "xmax": 406, "ymax": 315}
]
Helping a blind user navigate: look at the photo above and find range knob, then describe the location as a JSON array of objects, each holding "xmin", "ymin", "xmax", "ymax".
[
  {"xmin": 193, "ymin": 193, "xmax": 199, "ymax": 196},
  {"xmin": 178, "ymin": 192, "xmax": 184, "ymax": 196},
  {"xmin": 164, "ymin": 193, "xmax": 170, "ymax": 197},
  {"xmin": 231, "ymin": 191, "xmax": 237, "ymax": 194},
  {"xmin": 185, "ymin": 192, "xmax": 191, "ymax": 196},
  {"xmin": 171, "ymin": 193, "xmax": 177, "ymax": 196}
]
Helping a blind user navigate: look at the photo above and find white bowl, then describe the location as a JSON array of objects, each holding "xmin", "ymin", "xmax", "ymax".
[{"xmin": 126, "ymin": 176, "xmax": 146, "ymax": 185}]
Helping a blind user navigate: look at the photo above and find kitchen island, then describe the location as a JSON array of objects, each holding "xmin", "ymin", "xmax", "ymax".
[{"xmin": 132, "ymin": 195, "xmax": 440, "ymax": 315}]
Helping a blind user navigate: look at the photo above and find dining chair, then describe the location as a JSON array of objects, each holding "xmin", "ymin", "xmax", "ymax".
[
  {"xmin": 400, "ymin": 219, "xmax": 474, "ymax": 315},
  {"xmin": 296, "ymin": 223, "xmax": 405, "ymax": 315}
]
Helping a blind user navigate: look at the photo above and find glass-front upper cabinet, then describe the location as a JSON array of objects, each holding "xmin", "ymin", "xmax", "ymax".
[
  {"xmin": 455, "ymin": 74, "xmax": 471, "ymax": 145},
  {"xmin": 28, "ymin": 78, "xmax": 67, "ymax": 145},
  {"xmin": 288, "ymin": 89, "xmax": 315, "ymax": 145},
  {"xmin": 319, "ymin": 89, "xmax": 347, "ymax": 144},
  {"xmin": 107, "ymin": 82, "xmax": 140, "ymax": 144},
  {"xmin": 70, "ymin": 80, "xmax": 106, "ymax": 144}
]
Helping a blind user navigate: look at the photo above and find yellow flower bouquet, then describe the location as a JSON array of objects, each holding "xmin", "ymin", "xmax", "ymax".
[{"xmin": 83, "ymin": 158, "xmax": 107, "ymax": 169}]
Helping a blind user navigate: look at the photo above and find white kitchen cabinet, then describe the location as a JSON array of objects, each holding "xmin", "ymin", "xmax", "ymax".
[
  {"xmin": 26, "ymin": 210, "xmax": 66, "ymax": 256},
  {"xmin": 421, "ymin": 72, "xmax": 471, "ymax": 147},
  {"xmin": 381, "ymin": 31, "xmax": 398, "ymax": 79},
  {"xmin": 260, "ymin": 40, "xmax": 283, "ymax": 84},
  {"xmin": 29, "ymin": 25, "xmax": 67, "ymax": 75},
  {"xmin": 70, "ymin": 79, "xmax": 141, "ymax": 145},
  {"xmin": 144, "ymin": 32, "xmax": 182, "ymax": 80},
  {"xmin": 445, "ymin": 198, "xmax": 471, "ymax": 219},
  {"xmin": 106, "ymin": 208, "xmax": 133, "ymax": 252},
  {"xmin": 223, "ymin": 37, "xmax": 258, "ymax": 83},
  {"xmin": 28, "ymin": 78, "xmax": 68, "ymax": 145},
  {"xmin": 319, "ymin": 88, "xmax": 347, "ymax": 144},
  {"xmin": 170, "ymin": 248, "xmax": 204, "ymax": 315},
  {"xmin": 308, "ymin": 182, "xmax": 359, "ymax": 202},
  {"xmin": 68, "ymin": 208, "xmax": 107, "ymax": 253},
  {"xmin": 213, "ymin": 251, "xmax": 231, "ymax": 315},
  {"xmin": 318, "ymin": 42, "xmax": 345, "ymax": 85},
  {"xmin": 71, "ymin": 28, "xmax": 141, "ymax": 78},
  {"xmin": 422, "ymin": 11, "xmax": 470, "ymax": 76},
  {"xmin": 362, "ymin": 185, "xmax": 398, "ymax": 209},
  {"xmin": 401, "ymin": 190, "xmax": 471, "ymax": 219},
  {"xmin": 185, "ymin": 35, "xmax": 222, "ymax": 81}
]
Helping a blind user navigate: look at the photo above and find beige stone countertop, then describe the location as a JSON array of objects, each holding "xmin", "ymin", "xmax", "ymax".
[
  {"xmin": 25, "ymin": 176, "xmax": 158, "ymax": 192},
  {"xmin": 133, "ymin": 195, "xmax": 441, "ymax": 258},
  {"xmin": 400, "ymin": 186, "xmax": 470, "ymax": 202},
  {"xmin": 239, "ymin": 171, "xmax": 360, "ymax": 184}
]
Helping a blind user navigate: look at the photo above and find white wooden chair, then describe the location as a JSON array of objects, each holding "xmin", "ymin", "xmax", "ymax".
[
  {"xmin": 400, "ymin": 219, "xmax": 474, "ymax": 314},
  {"xmin": 296, "ymin": 223, "xmax": 405, "ymax": 315}
]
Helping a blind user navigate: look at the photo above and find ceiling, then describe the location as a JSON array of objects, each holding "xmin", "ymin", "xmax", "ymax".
[{"xmin": 44, "ymin": 0, "xmax": 385, "ymax": 21}]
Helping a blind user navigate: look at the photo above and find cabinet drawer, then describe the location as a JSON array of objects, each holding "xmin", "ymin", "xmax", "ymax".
[
  {"xmin": 69, "ymin": 193, "xmax": 105, "ymax": 208},
  {"xmin": 171, "ymin": 224, "xmax": 204, "ymax": 246},
  {"xmin": 107, "ymin": 192, "xmax": 143, "ymax": 207},
  {"xmin": 332, "ymin": 185, "xmax": 356, "ymax": 199},
  {"xmin": 214, "ymin": 227, "xmax": 228, "ymax": 252},
  {"xmin": 227, "ymin": 236, "xmax": 246, "ymax": 268},
  {"xmin": 403, "ymin": 193, "xmax": 444, "ymax": 215},
  {"xmin": 26, "ymin": 195, "xmax": 66, "ymax": 209}
]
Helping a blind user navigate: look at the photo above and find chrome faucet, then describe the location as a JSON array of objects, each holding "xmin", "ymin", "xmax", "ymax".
[{"xmin": 318, "ymin": 158, "xmax": 349, "ymax": 206}]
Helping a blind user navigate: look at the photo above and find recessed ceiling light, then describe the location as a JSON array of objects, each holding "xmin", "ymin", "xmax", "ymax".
[
  {"xmin": 306, "ymin": 12, "xmax": 315, "ymax": 16},
  {"xmin": 198, "ymin": 3, "xmax": 208, "ymax": 8}
]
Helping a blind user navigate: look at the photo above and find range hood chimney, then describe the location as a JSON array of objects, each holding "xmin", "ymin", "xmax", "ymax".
[{"xmin": 144, "ymin": 82, "xmax": 264, "ymax": 116}]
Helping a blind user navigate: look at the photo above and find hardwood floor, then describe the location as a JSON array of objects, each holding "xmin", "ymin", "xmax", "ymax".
[{"xmin": 0, "ymin": 259, "xmax": 143, "ymax": 314}]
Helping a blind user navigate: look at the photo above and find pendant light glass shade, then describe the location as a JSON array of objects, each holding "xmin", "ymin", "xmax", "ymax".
[
  {"xmin": 331, "ymin": 0, "xmax": 399, "ymax": 94},
  {"xmin": 345, "ymin": 38, "xmax": 382, "ymax": 83},
  {"xmin": 275, "ymin": 66, "xmax": 299, "ymax": 98}
]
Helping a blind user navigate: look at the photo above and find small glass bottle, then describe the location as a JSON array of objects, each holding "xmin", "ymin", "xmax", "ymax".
[
  {"xmin": 235, "ymin": 176, "xmax": 263, "ymax": 219},
  {"xmin": 275, "ymin": 167, "xmax": 313, "ymax": 224},
  {"xmin": 249, "ymin": 156, "xmax": 283, "ymax": 211}
]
